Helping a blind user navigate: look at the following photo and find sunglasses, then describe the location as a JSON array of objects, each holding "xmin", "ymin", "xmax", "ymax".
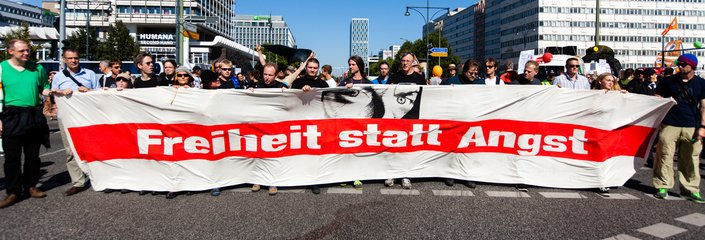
[
  {"xmin": 221, "ymin": 68, "xmax": 233, "ymax": 71},
  {"xmin": 112, "ymin": 66, "xmax": 121, "ymax": 69},
  {"xmin": 176, "ymin": 74, "xmax": 189, "ymax": 77},
  {"xmin": 567, "ymin": 64, "xmax": 580, "ymax": 68},
  {"xmin": 143, "ymin": 62, "xmax": 153, "ymax": 65},
  {"xmin": 485, "ymin": 65, "xmax": 495, "ymax": 69},
  {"xmin": 116, "ymin": 78, "xmax": 129, "ymax": 82},
  {"xmin": 678, "ymin": 63, "xmax": 689, "ymax": 67}
]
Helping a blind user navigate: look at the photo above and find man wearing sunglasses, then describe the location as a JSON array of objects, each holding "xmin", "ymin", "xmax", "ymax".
[
  {"xmin": 442, "ymin": 59, "xmax": 485, "ymax": 85},
  {"xmin": 133, "ymin": 52, "xmax": 158, "ymax": 88},
  {"xmin": 652, "ymin": 53, "xmax": 705, "ymax": 203},
  {"xmin": 217, "ymin": 60, "xmax": 243, "ymax": 89},
  {"xmin": 553, "ymin": 57, "xmax": 590, "ymax": 89}
]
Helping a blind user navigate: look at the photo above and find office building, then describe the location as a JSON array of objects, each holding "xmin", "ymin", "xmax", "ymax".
[
  {"xmin": 232, "ymin": 14, "xmax": 296, "ymax": 50},
  {"xmin": 0, "ymin": 0, "xmax": 55, "ymax": 27},
  {"xmin": 428, "ymin": 0, "xmax": 705, "ymax": 69},
  {"xmin": 350, "ymin": 18, "xmax": 369, "ymax": 66},
  {"xmin": 43, "ymin": 0, "xmax": 258, "ymax": 65}
]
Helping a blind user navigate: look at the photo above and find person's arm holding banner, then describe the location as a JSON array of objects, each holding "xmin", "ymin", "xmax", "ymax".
[{"xmin": 283, "ymin": 52, "xmax": 315, "ymax": 88}]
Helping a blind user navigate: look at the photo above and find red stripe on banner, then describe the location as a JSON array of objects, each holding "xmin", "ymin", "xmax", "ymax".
[{"xmin": 69, "ymin": 119, "xmax": 654, "ymax": 163}]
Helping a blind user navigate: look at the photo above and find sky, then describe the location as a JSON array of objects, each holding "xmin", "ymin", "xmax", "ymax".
[{"xmin": 22, "ymin": 0, "xmax": 474, "ymax": 72}]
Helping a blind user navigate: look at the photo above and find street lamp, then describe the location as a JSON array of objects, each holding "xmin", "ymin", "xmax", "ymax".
[
  {"xmin": 516, "ymin": 28, "xmax": 536, "ymax": 50},
  {"xmin": 404, "ymin": 0, "xmax": 449, "ymax": 79}
]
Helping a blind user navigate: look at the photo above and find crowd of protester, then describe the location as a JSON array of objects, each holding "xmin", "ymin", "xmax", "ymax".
[{"xmin": 1, "ymin": 38, "xmax": 704, "ymax": 208}]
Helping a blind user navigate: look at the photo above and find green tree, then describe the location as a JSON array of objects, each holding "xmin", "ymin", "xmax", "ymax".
[
  {"xmin": 391, "ymin": 32, "xmax": 460, "ymax": 78},
  {"xmin": 0, "ymin": 22, "xmax": 40, "ymax": 61},
  {"xmin": 65, "ymin": 27, "xmax": 100, "ymax": 60},
  {"xmin": 97, "ymin": 20, "xmax": 140, "ymax": 61}
]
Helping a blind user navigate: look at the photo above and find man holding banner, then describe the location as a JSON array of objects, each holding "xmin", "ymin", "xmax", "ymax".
[
  {"xmin": 52, "ymin": 48, "xmax": 100, "ymax": 197},
  {"xmin": 653, "ymin": 54, "xmax": 705, "ymax": 203}
]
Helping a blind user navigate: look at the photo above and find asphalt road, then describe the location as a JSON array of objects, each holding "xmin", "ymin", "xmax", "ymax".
[{"xmin": 1, "ymin": 120, "xmax": 705, "ymax": 239}]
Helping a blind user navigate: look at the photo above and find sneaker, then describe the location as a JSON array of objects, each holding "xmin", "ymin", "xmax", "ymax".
[
  {"xmin": 210, "ymin": 188, "xmax": 221, "ymax": 196},
  {"xmin": 311, "ymin": 186, "xmax": 321, "ymax": 195},
  {"xmin": 401, "ymin": 178, "xmax": 412, "ymax": 189},
  {"xmin": 165, "ymin": 192, "xmax": 178, "ymax": 199},
  {"xmin": 268, "ymin": 186, "xmax": 278, "ymax": 195},
  {"xmin": 464, "ymin": 181, "xmax": 476, "ymax": 189},
  {"xmin": 444, "ymin": 179, "xmax": 455, "ymax": 187},
  {"xmin": 384, "ymin": 179, "xmax": 394, "ymax": 187},
  {"xmin": 654, "ymin": 188, "xmax": 668, "ymax": 199},
  {"xmin": 353, "ymin": 180, "xmax": 362, "ymax": 189},
  {"xmin": 516, "ymin": 185, "xmax": 528, "ymax": 192},
  {"xmin": 252, "ymin": 184, "xmax": 261, "ymax": 192},
  {"xmin": 683, "ymin": 192, "xmax": 705, "ymax": 203},
  {"xmin": 597, "ymin": 187, "xmax": 610, "ymax": 197}
]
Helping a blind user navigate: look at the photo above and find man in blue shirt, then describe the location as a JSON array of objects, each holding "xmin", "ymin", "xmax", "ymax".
[
  {"xmin": 653, "ymin": 54, "xmax": 705, "ymax": 203},
  {"xmin": 51, "ymin": 48, "xmax": 99, "ymax": 197},
  {"xmin": 372, "ymin": 61, "xmax": 390, "ymax": 84}
]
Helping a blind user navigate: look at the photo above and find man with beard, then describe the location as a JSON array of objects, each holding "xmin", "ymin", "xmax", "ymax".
[
  {"xmin": 652, "ymin": 53, "xmax": 705, "ymax": 203},
  {"xmin": 441, "ymin": 59, "xmax": 485, "ymax": 85},
  {"xmin": 387, "ymin": 52, "xmax": 426, "ymax": 85},
  {"xmin": 339, "ymin": 55, "xmax": 372, "ymax": 86},
  {"xmin": 372, "ymin": 61, "xmax": 390, "ymax": 84}
]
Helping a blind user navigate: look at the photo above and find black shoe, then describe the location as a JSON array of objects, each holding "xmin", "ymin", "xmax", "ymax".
[
  {"xmin": 151, "ymin": 191, "xmax": 159, "ymax": 196},
  {"xmin": 312, "ymin": 186, "xmax": 321, "ymax": 195},
  {"xmin": 138, "ymin": 191, "xmax": 148, "ymax": 195},
  {"xmin": 120, "ymin": 189, "xmax": 130, "ymax": 194},
  {"xmin": 464, "ymin": 181, "xmax": 477, "ymax": 189},
  {"xmin": 103, "ymin": 189, "xmax": 116, "ymax": 193},
  {"xmin": 444, "ymin": 179, "xmax": 455, "ymax": 187},
  {"xmin": 165, "ymin": 192, "xmax": 178, "ymax": 199}
]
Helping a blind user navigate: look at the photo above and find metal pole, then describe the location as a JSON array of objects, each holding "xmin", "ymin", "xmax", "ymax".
[
  {"xmin": 662, "ymin": 36, "xmax": 665, "ymax": 68},
  {"xmin": 595, "ymin": 0, "xmax": 600, "ymax": 46},
  {"xmin": 59, "ymin": 0, "xmax": 65, "ymax": 62},
  {"xmin": 425, "ymin": 0, "xmax": 429, "ymax": 79},
  {"xmin": 176, "ymin": 0, "xmax": 182, "ymax": 64},
  {"xmin": 86, "ymin": 1, "xmax": 90, "ymax": 59}
]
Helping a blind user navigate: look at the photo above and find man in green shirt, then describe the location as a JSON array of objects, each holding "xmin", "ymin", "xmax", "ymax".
[{"xmin": 0, "ymin": 39, "xmax": 51, "ymax": 208}]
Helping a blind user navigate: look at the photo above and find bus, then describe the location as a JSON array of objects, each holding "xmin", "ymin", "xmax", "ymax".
[{"xmin": 38, "ymin": 60, "xmax": 164, "ymax": 79}]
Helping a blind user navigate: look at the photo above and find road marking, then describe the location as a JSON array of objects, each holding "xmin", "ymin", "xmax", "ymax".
[
  {"xmin": 675, "ymin": 213, "xmax": 705, "ymax": 227},
  {"xmin": 380, "ymin": 189, "xmax": 420, "ymax": 195},
  {"xmin": 538, "ymin": 192, "xmax": 586, "ymax": 199},
  {"xmin": 432, "ymin": 190, "xmax": 474, "ymax": 197},
  {"xmin": 601, "ymin": 193, "xmax": 639, "ymax": 200},
  {"xmin": 602, "ymin": 234, "xmax": 641, "ymax": 240},
  {"xmin": 327, "ymin": 188, "xmax": 363, "ymax": 194},
  {"xmin": 40, "ymin": 148, "xmax": 66, "ymax": 157},
  {"xmin": 636, "ymin": 223, "xmax": 687, "ymax": 239},
  {"xmin": 644, "ymin": 193, "xmax": 685, "ymax": 201},
  {"xmin": 485, "ymin": 191, "xmax": 530, "ymax": 198}
]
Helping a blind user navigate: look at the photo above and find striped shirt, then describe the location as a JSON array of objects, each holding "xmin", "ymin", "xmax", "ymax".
[{"xmin": 553, "ymin": 73, "xmax": 591, "ymax": 90}]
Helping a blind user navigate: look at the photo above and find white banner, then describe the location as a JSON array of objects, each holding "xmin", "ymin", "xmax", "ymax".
[{"xmin": 56, "ymin": 85, "xmax": 675, "ymax": 191}]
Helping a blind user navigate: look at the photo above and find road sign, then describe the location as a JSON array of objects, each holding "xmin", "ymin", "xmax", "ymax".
[
  {"xmin": 430, "ymin": 48, "xmax": 449, "ymax": 57},
  {"xmin": 184, "ymin": 16, "xmax": 207, "ymax": 23},
  {"xmin": 430, "ymin": 48, "xmax": 448, "ymax": 53},
  {"xmin": 182, "ymin": 22, "xmax": 197, "ymax": 33},
  {"xmin": 182, "ymin": 31, "xmax": 199, "ymax": 40}
]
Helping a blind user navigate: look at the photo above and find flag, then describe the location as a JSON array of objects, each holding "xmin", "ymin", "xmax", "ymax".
[{"xmin": 661, "ymin": 17, "xmax": 678, "ymax": 36}]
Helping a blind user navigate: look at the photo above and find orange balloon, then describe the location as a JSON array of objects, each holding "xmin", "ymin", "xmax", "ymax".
[{"xmin": 433, "ymin": 65, "xmax": 443, "ymax": 77}]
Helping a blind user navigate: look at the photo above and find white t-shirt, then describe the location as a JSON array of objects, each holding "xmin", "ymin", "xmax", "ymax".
[
  {"xmin": 429, "ymin": 77, "xmax": 442, "ymax": 85},
  {"xmin": 484, "ymin": 76, "xmax": 505, "ymax": 85},
  {"xmin": 325, "ymin": 78, "xmax": 337, "ymax": 88}
]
